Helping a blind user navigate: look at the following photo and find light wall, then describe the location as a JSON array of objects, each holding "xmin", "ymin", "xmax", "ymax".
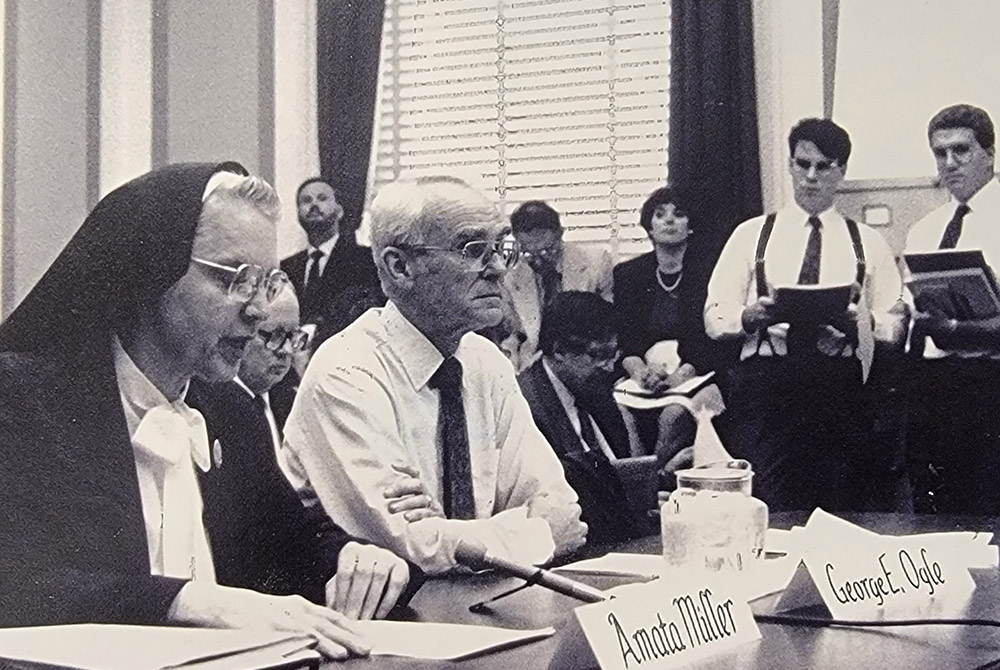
[
  {"xmin": 0, "ymin": 0, "xmax": 316, "ymax": 317},
  {"xmin": 756, "ymin": 0, "xmax": 994, "ymax": 256}
]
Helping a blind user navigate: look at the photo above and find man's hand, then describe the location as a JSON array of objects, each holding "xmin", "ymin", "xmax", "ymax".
[
  {"xmin": 168, "ymin": 582, "xmax": 370, "ymax": 660},
  {"xmin": 622, "ymin": 356, "xmax": 696, "ymax": 394},
  {"xmin": 528, "ymin": 497, "xmax": 587, "ymax": 557},
  {"xmin": 328, "ymin": 542, "xmax": 410, "ymax": 620},
  {"xmin": 741, "ymin": 296, "xmax": 779, "ymax": 332},
  {"xmin": 658, "ymin": 445, "xmax": 695, "ymax": 489},
  {"xmin": 913, "ymin": 286, "xmax": 958, "ymax": 319},
  {"xmin": 829, "ymin": 302, "xmax": 860, "ymax": 340},
  {"xmin": 384, "ymin": 463, "xmax": 444, "ymax": 522}
]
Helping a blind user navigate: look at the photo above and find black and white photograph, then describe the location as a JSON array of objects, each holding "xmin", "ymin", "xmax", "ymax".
[{"xmin": 1, "ymin": 1, "xmax": 999, "ymax": 668}]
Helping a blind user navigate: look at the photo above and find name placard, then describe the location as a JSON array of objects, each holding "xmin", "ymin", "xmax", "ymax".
[
  {"xmin": 779, "ymin": 509, "xmax": 976, "ymax": 618},
  {"xmin": 574, "ymin": 579, "xmax": 760, "ymax": 669}
]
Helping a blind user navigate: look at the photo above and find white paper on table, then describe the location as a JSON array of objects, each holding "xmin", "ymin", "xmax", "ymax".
[
  {"xmin": 0, "ymin": 624, "xmax": 318, "ymax": 670},
  {"xmin": 353, "ymin": 620, "xmax": 555, "ymax": 661},
  {"xmin": 743, "ymin": 555, "xmax": 801, "ymax": 601},
  {"xmin": 553, "ymin": 552, "xmax": 666, "ymax": 579}
]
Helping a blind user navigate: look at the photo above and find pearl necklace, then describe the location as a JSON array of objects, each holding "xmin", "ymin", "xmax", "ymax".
[{"xmin": 656, "ymin": 268, "xmax": 683, "ymax": 292}]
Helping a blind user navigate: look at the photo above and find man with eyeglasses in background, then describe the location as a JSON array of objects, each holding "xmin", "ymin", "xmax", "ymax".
[
  {"xmin": 284, "ymin": 176, "xmax": 587, "ymax": 574},
  {"xmin": 506, "ymin": 200, "xmax": 614, "ymax": 370},
  {"xmin": 517, "ymin": 291, "xmax": 652, "ymax": 545},
  {"xmin": 187, "ymin": 288, "xmax": 416, "ymax": 620},
  {"xmin": 904, "ymin": 104, "xmax": 1000, "ymax": 515},
  {"xmin": 704, "ymin": 118, "xmax": 906, "ymax": 513}
]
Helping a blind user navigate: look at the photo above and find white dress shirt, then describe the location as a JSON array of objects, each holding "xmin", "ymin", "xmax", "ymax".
[
  {"xmin": 283, "ymin": 301, "xmax": 580, "ymax": 573},
  {"xmin": 705, "ymin": 205, "xmax": 903, "ymax": 360},
  {"xmin": 303, "ymin": 234, "xmax": 339, "ymax": 287},
  {"xmin": 540, "ymin": 357, "xmax": 618, "ymax": 462},
  {"xmin": 905, "ymin": 177, "xmax": 1000, "ymax": 358},
  {"xmin": 113, "ymin": 336, "xmax": 215, "ymax": 582}
]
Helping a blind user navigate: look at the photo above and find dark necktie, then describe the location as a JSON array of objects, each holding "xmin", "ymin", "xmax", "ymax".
[
  {"xmin": 938, "ymin": 204, "xmax": 971, "ymax": 250},
  {"xmin": 428, "ymin": 357, "xmax": 475, "ymax": 520},
  {"xmin": 797, "ymin": 216, "xmax": 822, "ymax": 284},
  {"xmin": 306, "ymin": 249, "xmax": 324, "ymax": 289},
  {"xmin": 787, "ymin": 217, "xmax": 822, "ymax": 356},
  {"xmin": 538, "ymin": 266, "xmax": 562, "ymax": 307},
  {"xmin": 577, "ymin": 406, "xmax": 600, "ymax": 454},
  {"xmin": 576, "ymin": 405, "xmax": 617, "ymax": 474},
  {"xmin": 252, "ymin": 394, "xmax": 282, "ymax": 451}
]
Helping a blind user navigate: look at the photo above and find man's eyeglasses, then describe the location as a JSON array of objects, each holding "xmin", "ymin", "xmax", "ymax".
[
  {"xmin": 192, "ymin": 257, "xmax": 290, "ymax": 303},
  {"xmin": 932, "ymin": 144, "xmax": 974, "ymax": 164},
  {"xmin": 257, "ymin": 327, "xmax": 311, "ymax": 353},
  {"xmin": 400, "ymin": 238, "xmax": 520, "ymax": 270},
  {"xmin": 520, "ymin": 245, "xmax": 559, "ymax": 262},
  {"xmin": 792, "ymin": 158, "xmax": 838, "ymax": 175}
]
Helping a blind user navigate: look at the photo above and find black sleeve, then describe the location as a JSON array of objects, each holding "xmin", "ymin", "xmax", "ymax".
[
  {"xmin": 0, "ymin": 354, "xmax": 187, "ymax": 627},
  {"xmin": 0, "ymin": 565, "xmax": 186, "ymax": 627}
]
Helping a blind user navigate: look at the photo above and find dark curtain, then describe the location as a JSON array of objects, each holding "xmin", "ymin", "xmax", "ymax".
[
  {"xmin": 669, "ymin": 0, "xmax": 761, "ymax": 251},
  {"xmin": 317, "ymin": 0, "xmax": 387, "ymax": 235},
  {"xmin": 668, "ymin": 0, "xmax": 762, "ymax": 372}
]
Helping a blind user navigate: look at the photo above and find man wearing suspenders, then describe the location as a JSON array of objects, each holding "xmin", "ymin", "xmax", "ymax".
[
  {"xmin": 905, "ymin": 104, "xmax": 1000, "ymax": 515},
  {"xmin": 704, "ymin": 118, "xmax": 907, "ymax": 512}
]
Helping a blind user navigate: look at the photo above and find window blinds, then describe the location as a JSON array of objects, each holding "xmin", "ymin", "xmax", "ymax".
[{"xmin": 370, "ymin": 0, "xmax": 670, "ymax": 254}]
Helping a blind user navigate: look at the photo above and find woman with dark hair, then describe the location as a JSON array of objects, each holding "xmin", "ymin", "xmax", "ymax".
[
  {"xmin": 613, "ymin": 186, "xmax": 724, "ymax": 466},
  {"xmin": 0, "ymin": 163, "xmax": 371, "ymax": 659},
  {"xmin": 614, "ymin": 186, "xmax": 712, "ymax": 375}
]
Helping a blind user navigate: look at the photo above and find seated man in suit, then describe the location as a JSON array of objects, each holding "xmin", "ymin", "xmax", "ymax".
[
  {"xmin": 187, "ymin": 289, "xmax": 416, "ymax": 620},
  {"xmin": 517, "ymin": 291, "xmax": 650, "ymax": 543},
  {"xmin": 281, "ymin": 177, "xmax": 384, "ymax": 338},
  {"xmin": 284, "ymin": 176, "xmax": 587, "ymax": 574},
  {"xmin": 506, "ymin": 200, "xmax": 614, "ymax": 368}
]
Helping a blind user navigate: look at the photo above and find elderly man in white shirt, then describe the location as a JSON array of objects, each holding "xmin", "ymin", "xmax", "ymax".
[
  {"xmin": 284, "ymin": 176, "xmax": 587, "ymax": 574},
  {"xmin": 904, "ymin": 103, "xmax": 1000, "ymax": 515},
  {"xmin": 704, "ymin": 118, "xmax": 906, "ymax": 513}
]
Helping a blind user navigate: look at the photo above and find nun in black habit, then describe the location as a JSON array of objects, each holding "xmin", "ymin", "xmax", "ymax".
[{"xmin": 0, "ymin": 162, "xmax": 370, "ymax": 659}]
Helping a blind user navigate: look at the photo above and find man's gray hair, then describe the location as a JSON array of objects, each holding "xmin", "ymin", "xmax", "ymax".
[
  {"xmin": 203, "ymin": 172, "xmax": 282, "ymax": 224},
  {"xmin": 369, "ymin": 175, "xmax": 497, "ymax": 257}
]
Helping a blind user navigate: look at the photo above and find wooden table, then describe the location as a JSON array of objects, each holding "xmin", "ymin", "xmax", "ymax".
[{"xmin": 336, "ymin": 513, "xmax": 1000, "ymax": 669}]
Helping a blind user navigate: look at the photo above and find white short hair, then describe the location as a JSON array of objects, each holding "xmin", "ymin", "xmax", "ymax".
[
  {"xmin": 369, "ymin": 176, "xmax": 500, "ymax": 257},
  {"xmin": 202, "ymin": 172, "xmax": 282, "ymax": 224}
]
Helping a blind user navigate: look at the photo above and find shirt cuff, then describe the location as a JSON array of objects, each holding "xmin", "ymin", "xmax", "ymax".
[{"xmin": 464, "ymin": 508, "xmax": 556, "ymax": 566}]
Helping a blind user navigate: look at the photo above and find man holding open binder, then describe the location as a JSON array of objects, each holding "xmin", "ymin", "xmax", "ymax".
[
  {"xmin": 905, "ymin": 104, "xmax": 1000, "ymax": 515},
  {"xmin": 704, "ymin": 118, "xmax": 906, "ymax": 513}
]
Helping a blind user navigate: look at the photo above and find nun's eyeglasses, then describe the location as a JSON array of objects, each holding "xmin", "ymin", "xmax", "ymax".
[{"xmin": 191, "ymin": 257, "xmax": 290, "ymax": 302}]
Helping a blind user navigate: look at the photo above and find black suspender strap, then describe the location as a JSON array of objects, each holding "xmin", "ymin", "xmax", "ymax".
[
  {"xmin": 754, "ymin": 213, "xmax": 777, "ymax": 298},
  {"xmin": 845, "ymin": 218, "xmax": 866, "ymax": 301},
  {"xmin": 751, "ymin": 213, "xmax": 867, "ymax": 357},
  {"xmin": 755, "ymin": 213, "xmax": 866, "ymax": 299}
]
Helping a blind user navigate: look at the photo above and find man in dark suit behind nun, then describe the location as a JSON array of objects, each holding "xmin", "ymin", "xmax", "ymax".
[{"xmin": 187, "ymin": 288, "xmax": 418, "ymax": 620}]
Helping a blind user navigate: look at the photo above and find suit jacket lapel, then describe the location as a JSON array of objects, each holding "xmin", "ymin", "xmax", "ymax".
[{"xmin": 519, "ymin": 361, "xmax": 582, "ymax": 459}]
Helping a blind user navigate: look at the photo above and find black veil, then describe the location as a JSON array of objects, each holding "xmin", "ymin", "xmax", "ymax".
[{"xmin": 0, "ymin": 161, "xmax": 248, "ymax": 355}]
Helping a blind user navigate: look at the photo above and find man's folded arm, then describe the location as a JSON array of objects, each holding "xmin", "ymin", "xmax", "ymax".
[
  {"xmin": 285, "ymin": 365, "xmax": 555, "ymax": 574},
  {"xmin": 490, "ymin": 367, "xmax": 585, "ymax": 559}
]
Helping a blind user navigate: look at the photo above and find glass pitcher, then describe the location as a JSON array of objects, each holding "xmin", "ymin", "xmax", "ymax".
[{"xmin": 660, "ymin": 460, "xmax": 768, "ymax": 573}]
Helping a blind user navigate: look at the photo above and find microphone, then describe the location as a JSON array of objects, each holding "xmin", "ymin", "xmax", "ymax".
[{"xmin": 455, "ymin": 541, "xmax": 608, "ymax": 604}]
